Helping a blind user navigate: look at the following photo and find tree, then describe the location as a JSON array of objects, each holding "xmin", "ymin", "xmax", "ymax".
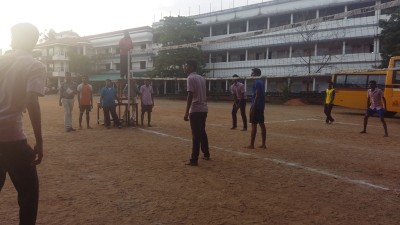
[
  {"xmin": 379, "ymin": 9, "xmax": 400, "ymax": 68},
  {"xmin": 39, "ymin": 29, "xmax": 57, "ymax": 43},
  {"xmin": 69, "ymin": 51, "xmax": 93, "ymax": 76},
  {"xmin": 289, "ymin": 12, "xmax": 344, "ymax": 91},
  {"xmin": 152, "ymin": 16, "xmax": 205, "ymax": 77}
]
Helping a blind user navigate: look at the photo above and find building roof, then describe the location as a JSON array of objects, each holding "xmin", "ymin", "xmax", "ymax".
[{"xmin": 36, "ymin": 37, "xmax": 91, "ymax": 48}]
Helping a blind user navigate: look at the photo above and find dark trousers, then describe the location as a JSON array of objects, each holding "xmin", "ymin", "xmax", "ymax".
[
  {"xmin": 189, "ymin": 112, "xmax": 210, "ymax": 162},
  {"xmin": 0, "ymin": 140, "xmax": 39, "ymax": 225},
  {"xmin": 232, "ymin": 99, "xmax": 247, "ymax": 129},
  {"xmin": 324, "ymin": 104, "xmax": 334, "ymax": 123},
  {"xmin": 103, "ymin": 106, "xmax": 120, "ymax": 126}
]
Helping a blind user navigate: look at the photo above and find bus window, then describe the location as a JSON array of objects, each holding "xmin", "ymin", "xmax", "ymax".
[
  {"xmin": 335, "ymin": 75, "xmax": 346, "ymax": 87},
  {"xmin": 346, "ymin": 74, "xmax": 367, "ymax": 88},
  {"xmin": 393, "ymin": 71, "xmax": 400, "ymax": 84},
  {"xmin": 368, "ymin": 74, "xmax": 385, "ymax": 89}
]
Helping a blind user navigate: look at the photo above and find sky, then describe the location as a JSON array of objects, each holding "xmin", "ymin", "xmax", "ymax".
[{"xmin": 0, "ymin": 0, "xmax": 266, "ymax": 52}]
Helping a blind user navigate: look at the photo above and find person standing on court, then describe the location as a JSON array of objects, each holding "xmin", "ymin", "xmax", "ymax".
[
  {"xmin": 119, "ymin": 30, "xmax": 133, "ymax": 79},
  {"xmin": 123, "ymin": 79, "xmax": 139, "ymax": 125},
  {"xmin": 360, "ymin": 80, "xmax": 389, "ymax": 137},
  {"xmin": 183, "ymin": 60, "xmax": 210, "ymax": 166},
  {"xmin": 0, "ymin": 22, "xmax": 46, "ymax": 225},
  {"xmin": 77, "ymin": 76, "xmax": 93, "ymax": 129},
  {"xmin": 100, "ymin": 79, "xmax": 122, "ymax": 129},
  {"xmin": 246, "ymin": 68, "xmax": 266, "ymax": 149},
  {"xmin": 230, "ymin": 74, "xmax": 247, "ymax": 131},
  {"xmin": 139, "ymin": 79, "xmax": 154, "ymax": 127},
  {"xmin": 59, "ymin": 72, "xmax": 77, "ymax": 132},
  {"xmin": 324, "ymin": 81, "xmax": 335, "ymax": 124}
]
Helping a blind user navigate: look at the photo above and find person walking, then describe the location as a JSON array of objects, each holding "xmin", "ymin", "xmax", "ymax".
[
  {"xmin": 246, "ymin": 68, "xmax": 266, "ymax": 149},
  {"xmin": 0, "ymin": 22, "xmax": 46, "ymax": 225},
  {"xmin": 100, "ymin": 79, "xmax": 122, "ymax": 129},
  {"xmin": 360, "ymin": 80, "xmax": 389, "ymax": 137},
  {"xmin": 140, "ymin": 79, "xmax": 154, "ymax": 127},
  {"xmin": 324, "ymin": 81, "xmax": 335, "ymax": 124},
  {"xmin": 230, "ymin": 74, "xmax": 247, "ymax": 131},
  {"xmin": 77, "ymin": 76, "xmax": 93, "ymax": 129},
  {"xmin": 183, "ymin": 60, "xmax": 210, "ymax": 166},
  {"xmin": 59, "ymin": 72, "xmax": 77, "ymax": 132}
]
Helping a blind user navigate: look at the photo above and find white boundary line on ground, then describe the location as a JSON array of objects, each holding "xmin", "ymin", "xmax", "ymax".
[
  {"xmin": 139, "ymin": 128, "xmax": 396, "ymax": 192},
  {"xmin": 210, "ymin": 118, "xmax": 376, "ymax": 127}
]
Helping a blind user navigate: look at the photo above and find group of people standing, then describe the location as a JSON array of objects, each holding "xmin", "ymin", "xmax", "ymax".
[
  {"xmin": 183, "ymin": 63, "xmax": 268, "ymax": 166},
  {"xmin": 59, "ymin": 76, "xmax": 155, "ymax": 130},
  {"xmin": 0, "ymin": 23, "xmax": 393, "ymax": 225}
]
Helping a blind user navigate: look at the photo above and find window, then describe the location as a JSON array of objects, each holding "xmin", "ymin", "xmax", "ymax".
[
  {"xmin": 368, "ymin": 74, "xmax": 386, "ymax": 89},
  {"xmin": 346, "ymin": 75, "xmax": 368, "ymax": 88},
  {"xmin": 141, "ymin": 44, "xmax": 146, "ymax": 50},
  {"xmin": 335, "ymin": 75, "xmax": 346, "ymax": 88},
  {"xmin": 140, "ymin": 61, "xmax": 146, "ymax": 69},
  {"xmin": 392, "ymin": 71, "xmax": 400, "ymax": 84}
]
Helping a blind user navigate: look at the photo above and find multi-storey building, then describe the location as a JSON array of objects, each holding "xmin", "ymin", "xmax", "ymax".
[
  {"xmin": 186, "ymin": 0, "xmax": 394, "ymax": 92},
  {"xmin": 35, "ymin": 27, "xmax": 154, "ymax": 90},
  {"xmin": 35, "ymin": 0, "xmax": 396, "ymax": 94}
]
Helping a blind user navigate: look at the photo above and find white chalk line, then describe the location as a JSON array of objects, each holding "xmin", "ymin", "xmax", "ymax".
[
  {"xmin": 210, "ymin": 117, "xmax": 376, "ymax": 127},
  {"xmin": 139, "ymin": 128, "xmax": 397, "ymax": 192}
]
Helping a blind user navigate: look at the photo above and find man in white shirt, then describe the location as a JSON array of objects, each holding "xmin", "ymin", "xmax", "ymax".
[
  {"xmin": 183, "ymin": 60, "xmax": 210, "ymax": 166},
  {"xmin": 230, "ymin": 74, "xmax": 247, "ymax": 131},
  {"xmin": 0, "ymin": 23, "xmax": 46, "ymax": 225},
  {"xmin": 140, "ymin": 79, "xmax": 154, "ymax": 127}
]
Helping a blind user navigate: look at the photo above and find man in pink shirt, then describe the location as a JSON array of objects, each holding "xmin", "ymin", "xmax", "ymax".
[
  {"xmin": 183, "ymin": 60, "xmax": 210, "ymax": 166},
  {"xmin": 119, "ymin": 30, "xmax": 133, "ymax": 79},
  {"xmin": 360, "ymin": 80, "xmax": 388, "ymax": 137},
  {"xmin": 140, "ymin": 79, "xmax": 154, "ymax": 127},
  {"xmin": 230, "ymin": 74, "xmax": 247, "ymax": 131},
  {"xmin": 0, "ymin": 23, "xmax": 46, "ymax": 225}
]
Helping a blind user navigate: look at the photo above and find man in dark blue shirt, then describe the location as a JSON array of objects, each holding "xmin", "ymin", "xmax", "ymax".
[{"xmin": 246, "ymin": 68, "xmax": 266, "ymax": 149}]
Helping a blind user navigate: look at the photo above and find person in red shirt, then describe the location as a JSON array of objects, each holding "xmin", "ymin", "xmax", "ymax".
[
  {"xmin": 119, "ymin": 30, "xmax": 133, "ymax": 79},
  {"xmin": 77, "ymin": 76, "xmax": 93, "ymax": 129}
]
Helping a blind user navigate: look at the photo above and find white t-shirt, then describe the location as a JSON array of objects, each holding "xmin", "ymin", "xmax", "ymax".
[
  {"xmin": 187, "ymin": 72, "xmax": 208, "ymax": 113},
  {"xmin": 140, "ymin": 84, "xmax": 153, "ymax": 105},
  {"xmin": 0, "ymin": 50, "xmax": 46, "ymax": 141}
]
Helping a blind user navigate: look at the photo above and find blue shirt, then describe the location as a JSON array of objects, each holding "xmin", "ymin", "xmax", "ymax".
[
  {"xmin": 101, "ymin": 87, "xmax": 117, "ymax": 107},
  {"xmin": 251, "ymin": 79, "xmax": 265, "ymax": 110}
]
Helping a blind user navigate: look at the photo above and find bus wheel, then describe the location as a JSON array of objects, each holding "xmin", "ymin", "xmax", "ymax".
[{"xmin": 384, "ymin": 111, "xmax": 397, "ymax": 117}]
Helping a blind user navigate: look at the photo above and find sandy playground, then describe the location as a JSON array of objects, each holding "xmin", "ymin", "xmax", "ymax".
[{"xmin": 1, "ymin": 94, "xmax": 400, "ymax": 225}]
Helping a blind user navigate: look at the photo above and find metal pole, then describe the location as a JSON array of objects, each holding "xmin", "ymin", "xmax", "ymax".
[{"xmin": 127, "ymin": 49, "xmax": 131, "ymax": 126}]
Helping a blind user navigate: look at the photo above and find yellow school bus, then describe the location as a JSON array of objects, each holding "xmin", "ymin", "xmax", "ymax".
[{"xmin": 332, "ymin": 56, "xmax": 400, "ymax": 117}]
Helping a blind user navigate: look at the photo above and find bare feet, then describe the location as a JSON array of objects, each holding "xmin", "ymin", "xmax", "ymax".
[{"xmin": 245, "ymin": 145, "xmax": 254, "ymax": 149}]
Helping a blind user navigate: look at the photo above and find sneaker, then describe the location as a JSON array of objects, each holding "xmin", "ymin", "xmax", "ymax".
[
  {"xmin": 202, "ymin": 156, "xmax": 210, "ymax": 160},
  {"xmin": 230, "ymin": 126, "xmax": 237, "ymax": 130},
  {"xmin": 185, "ymin": 161, "xmax": 198, "ymax": 166}
]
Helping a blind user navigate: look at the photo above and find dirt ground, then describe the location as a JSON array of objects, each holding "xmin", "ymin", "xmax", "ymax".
[{"xmin": 1, "ymin": 94, "xmax": 400, "ymax": 225}]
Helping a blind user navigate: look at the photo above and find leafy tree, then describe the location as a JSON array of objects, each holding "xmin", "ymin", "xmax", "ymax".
[
  {"xmin": 379, "ymin": 9, "xmax": 400, "ymax": 68},
  {"xmin": 152, "ymin": 16, "xmax": 205, "ymax": 77},
  {"xmin": 39, "ymin": 29, "xmax": 57, "ymax": 43},
  {"xmin": 69, "ymin": 51, "xmax": 93, "ymax": 76}
]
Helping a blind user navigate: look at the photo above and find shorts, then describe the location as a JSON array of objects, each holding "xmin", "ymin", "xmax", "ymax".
[
  {"xmin": 141, "ymin": 105, "xmax": 153, "ymax": 113},
  {"xmin": 80, "ymin": 105, "xmax": 91, "ymax": 113},
  {"xmin": 366, "ymin": 108, "xmax": 385, "ymax": 117},
  {"xmin": 249, "ymin": 107, "xmax": 264, "ymax": 124}
]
